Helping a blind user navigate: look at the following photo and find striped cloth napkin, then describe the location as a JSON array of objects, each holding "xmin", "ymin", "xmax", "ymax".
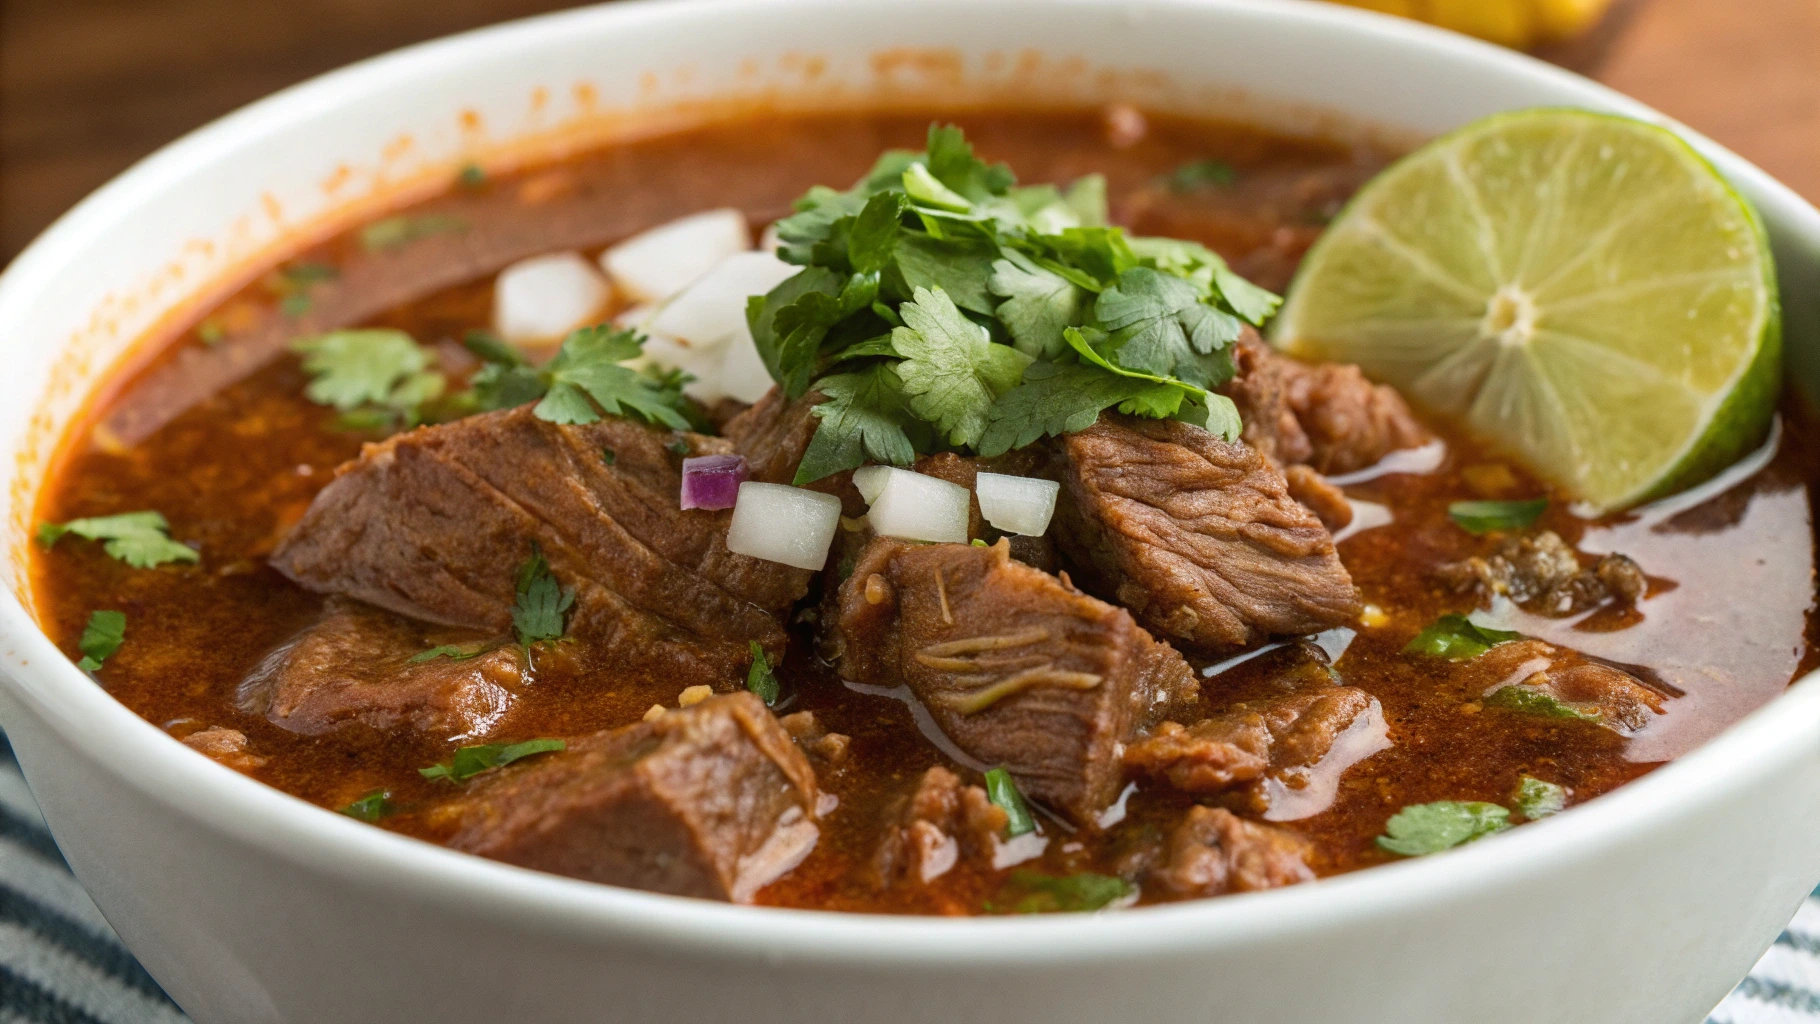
[{"xmin": 0, "ymin": 729, "xmax": 1812, "ymax": 1023}]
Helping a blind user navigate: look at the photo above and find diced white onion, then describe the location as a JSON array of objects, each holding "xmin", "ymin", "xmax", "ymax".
[
  {"xmin": 852, "ymin": 465, "xmax": 891, "ymax": 504},
  {"xmin": 600, "ymin": 209, "xmax": 750, "ymax": 304},
  {"xmin": 615, "ymin": 302, "xmax": 659, "ymax": 330},
  {"xmin": 758, "ymin": 222, "xmax": 783, "ymax": 254},
  {"xmin": 646, "ymin": 251, "xmax": 798, "ymax": 351},
  {"xmin": 976, "ymin": 472, "xmax": 1060, "ymax": 537},
  {"xmin": 641, "ymin": 334, "xmax": 724, "ymax": 403},
  {"xmin": 493, "ymin": 252, "xmax": 612, "ymax": 344},
  {"xmin": 726, "ymin": 482, "xmax": 844, "ymax": 570},
  {"xmin": 716, "ymin": 324, "xmax": 775, "ymax": 404},
  {"xmin": 866, "ymin": 468, "xmax": 971, "ymax": 544}
]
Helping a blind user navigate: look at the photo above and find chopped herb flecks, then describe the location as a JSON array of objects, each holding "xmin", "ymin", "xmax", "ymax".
[
  {"xmin": 600, "ymin": 448, "xmax": 616, "ymax": 466},
  {"xmin": 464, "ymin": 324, "xmax": 694, "ymax": 431},
  {"xmin": 408, "ymin": 643, "xmax": 490, "ymax": 665},
  {"xmin": 1485, "ymin": 684, "xmax": 1601, "ymax": 722},
  {"xmin": 1376, "ymin": 801, "xmax": 1511, "ymax": 857},
  {"xmin": 984, "ymin": 767, "xmax": 1036, "ymax": 837},
  {"xmin": 38, "ymin": 511, "xmax": 198, "ymax": 569},
  {"xmin": 292, "ymin": 328, "xmax": 447, "ymax": 430},
  {"xmin": 1514, "ymin": 776, "xmax": 1568, "ymax": 820},
  {"xmin": 1448, "ymin": 498, "xmax": 1548, "ymax": 534},
  {"xmin": 279, "ymin": 293, "xmax": 313, "ymax": 317},
  {"xmin": 339, "ymin": 790, "xmax": 393, "ymax": 822},
  {"xmin": 420, "ymin": 738, "xmax": 566, "ymax": 782},
  {"xmin": 75, "ymin": 610, "xmax": 126, "ymax": 672},
  {"xmin": 986, "ymin": 871, "xmax": 1132, "ymax": 914},
  {"xmin": 511, "ymin": 545, "xmax": 573, "ymax": 646},
  {"xmin": 749, "ymin": 124, "xmax": 1274, "ymax": 483},
  {"xmin": 746, "ymin": 641, "xmax": 780, "ymax": 706},
  {"xmin": 1161, "ymin": 159, "xmax": 1237, "ymax": 192},
  {"xmin": 458, "ymin": 164, "xmax": 487, "ymax": 188},
  {"xmin": 361, "ymin": 213, "xmax": 465, "ymax": 251},
  {"xmin": 1404, "ymin": 614, "xmax": 1523, "ymax": 661}
]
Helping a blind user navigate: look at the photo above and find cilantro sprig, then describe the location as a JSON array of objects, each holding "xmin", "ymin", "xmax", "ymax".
[
  {"xmin": 465, "ymin": 324, "xmax": 695, "ymax": 431},
  {"xmin": 512, "ymin": 544, "xmax": 573, "ymax": 646},
  {"xmin": 746, "ymin": 640, "xmax": 780, "ymax": 706},
  {"xmin": 420, "ymin": 738, "xmax": 566, "ymax": 782},
  {"xmin": 38, "ymin": 511, "xmax": 198, "ymax": 569},
  {"xmin": 75, "ymin": 610, "xmax": 126, "ymax": 672},
  {"xmin": 748, "ymin": 124, "xmax": 1276, "ymax": 482},
  {"xmin": 291, "ymin": 329, "xmax": 448, "ymax": 431}
]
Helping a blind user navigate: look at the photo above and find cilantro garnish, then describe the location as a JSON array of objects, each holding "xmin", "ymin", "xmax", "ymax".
[
  {"xmin": 196, "ymin": 320, "xmax": 225, "ymax": 345},
  {"xmin": 1376, "ymin": 801, "xmax": 1511, "ymax": 857},
  {"xmin": 75, "ymin": 610, "xmax": 126, "ymax": 672},
  {"xmin": 746, "ymin": 640, "xmax": 780, "ymax": 706},
  {"xmin": 458, "ymin": 164, "xmax": 487, "ymax": 188},
  {"xmin": 1485, "ymin": 685, "xmax": 1601, "ymax": 722},
  {"xmin": 408, "ymin": 643, "xmax": 490, "ymax": 665},
  {"xmin": 1403, "ymin": 614, "xmax": 1523, "ymax": 661},
  {"xmin": 280, "ymin": 293, "xmax": 313, "ymax": 317},
  {"xmin": 983, "ymin": 767, "xmax": 1036, "ymax": 838},
  {"xmin": 292, "ymin": 329, "xmax": 447, "ymax": 430},
  {"xmin": 1513, "ymin": 776, "xmax": 1568, "ymax": 821},
  {"xmin": 38, "ymin": 511, "xmax": 198, "ymax": 569},
  {"xmin": 511, "ymin": 545, "xmax": 573, "ymax": 646},
  {"xmin": 361, "ymin": 213, "xmax": 465, "ymax": 251},
  {"xmin": 1161, "ymin": 159, "xmax": 1237, "ymax": 192},
  {"xmin": 420, "ymin": 738, "xmax": 566, "ymax": 782},
  {"xmin": 339, "ymin": 790, "xmax": 393, "ymax": 822},
  {"xmin": 747, "ymin": 124, "xmax": 1277, "ymax": 480},
  {"xmin": 600, "ymin": 448, "xmax": 616, "ymax": 466},
  {"xmin": 1448, "ymin": 498, "xmax": 1548, "ymax": 534},
  {"xmin": 986, "ymin": 871, "xmax": 1131, "ymax": 914},
  {"xmin": 462, "ymin": 325, "xmax": 694, "ymax": 431}
]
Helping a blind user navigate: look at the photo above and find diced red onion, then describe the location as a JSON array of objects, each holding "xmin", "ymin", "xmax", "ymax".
[
  {"xmin": 726, "ymin": 482, "xmax": 843, "ymax": 570},
  {"xmin": 680, "ymin": 454, "xmax": 749, "ymax": 510}
]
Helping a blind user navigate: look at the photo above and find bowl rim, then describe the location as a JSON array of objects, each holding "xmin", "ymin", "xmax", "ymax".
[{"xmin": 4, "ymin": 0, "xmax": 1820, "ymax": 965}]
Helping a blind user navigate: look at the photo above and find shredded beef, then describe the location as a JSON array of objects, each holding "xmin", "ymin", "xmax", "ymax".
[
  {"xmin": 1051, "ymin": 414, "xmax": 1359, "ymax": 655},
  {"xmin": 1220, "ymin": 335, "xmax": 1433, "ymax": 475},
  {"xmin": 873, "ymin": 766, "xmax": 1009, "ymax": 887},
  {"xmin": 834, "ymin": 537, "xmax": 1196, "ymax": 823},
  {"xmin": 1468, "ymin": 638, "xmax": 1666, "ymax": 733},
  {"xmin": 1150, "ymin": 806, "xmax": 1315, "ymax": 898}
]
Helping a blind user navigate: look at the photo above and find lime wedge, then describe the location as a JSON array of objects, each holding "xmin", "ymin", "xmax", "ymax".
[{"xmin": 1272, "ymin": 109, "xmax": 1779, "ymax": 512}]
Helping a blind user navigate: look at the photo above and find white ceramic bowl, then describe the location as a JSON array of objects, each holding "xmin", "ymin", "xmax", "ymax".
[{"xmin": 3, "ymin": 2, "xmax": 1819, "ymax": 1021}]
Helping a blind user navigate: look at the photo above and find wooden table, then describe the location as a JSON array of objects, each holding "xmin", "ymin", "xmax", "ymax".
[{"xmin": 2, "ymin": 0, "xmax": 1817, "ymax": 262}]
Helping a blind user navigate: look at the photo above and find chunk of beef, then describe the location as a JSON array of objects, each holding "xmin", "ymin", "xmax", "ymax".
[
  {"xmin": 179, "ymin": 727, "xmax": 267, "ymax": 772},
  {"xmin": 1283, "ymin": 464, "xmax": 1353, "ymax": 532},
  {"xmin": 1221, "ymin": 335, "xmax": 1433, "ymax": 475},
  {"xmin": 1125, "ymin": 687, "xmax": 1372, "ymax": 793},
  {"xmin": 446, "ymin": 692, "xmax": 821, "ymax": 902},
  {"xmin": 1150, "ymin": 806, "xmax": 1315, "ymax": 898},
  {"xmin": 1469, "ymin": 638, "xmax": 1666, "ymax": 733},
  {"xmin": 1052, "ymin": 414, "xmax": 1359, "ymax": 655},
  {"xmin": 1438, "ymin": 531, "xmax": 1646, "ymax": 616},
  {"xmin": 835, "ymin": 537, "xmax": 1196, "ymax": 823},
  {"xmin": 721, "ymin": 387, "xmax": 819, "ymax": 486},
  {"xmin": 238, "ymin": 599, "xmax": 526, "ymax": 741},
  {"xmin": 872, "ymin": 766, "xmax": 1009, "ymax": 887},
  {"xmin": 269, "ymin": 406, "xmax": 809, "ymax": 688}
]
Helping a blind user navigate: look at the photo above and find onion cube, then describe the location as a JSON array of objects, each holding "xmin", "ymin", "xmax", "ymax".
[
  {"xmin": 681, "ymin": 454, "xmax": 748, "ymax": 510},
  {"xmin": 600, "ymin": 209, "xmax": 749, "ymax": 304},
  {"xmin": 642, "ymin": 333, "xmax": 726, "ymax": 404},
  {"xmin": 646, "ymin": 251, "xmax": 798, "ymax": 350},
  {"xmin": 976, "ymin": 472, "xmax": 1060, "ymax": 536},
  {"xmin": 717, "ymin": 325, "xmax": 776, "ymax": 404},
  {"xmin": 867, "ymin": 468, "xmax": 971, "ymax": 544},
  {"xmin": 493, "ymin": 252, "xmax": 612, "ymax": 343},
  {"xmin": 726, "ymin": 483, "xmax": 843, "ymax": 570},
  {"xmin": 852, "ymin": 465, "xmax": 891, "ymax": 504}
]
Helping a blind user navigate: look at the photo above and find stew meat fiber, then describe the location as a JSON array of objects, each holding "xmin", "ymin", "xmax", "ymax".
[{"xmin": 32, "ymin": 109, "xmax": 1820, "ymax": 915}]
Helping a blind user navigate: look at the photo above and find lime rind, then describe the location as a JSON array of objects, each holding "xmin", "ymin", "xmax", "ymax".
[{"xmin": 1272, "ymin": 108, "xmax": 1779, "ymax": 512}]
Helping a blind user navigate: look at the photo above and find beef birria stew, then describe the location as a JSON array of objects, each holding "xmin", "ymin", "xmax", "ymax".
[{"xmin": 32, "ymin": 106, "xmax": 1816, "ymax": 915}]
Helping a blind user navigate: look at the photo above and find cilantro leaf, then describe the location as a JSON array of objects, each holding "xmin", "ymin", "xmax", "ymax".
[
  {"xmin": 38, "ymin": 511, "xmax": 198, "ymax": 569},
  {"xmin": 747, "ymin": 641, "xmax": 780, "ymax": 706},
  {"xmin": 893, "ymin": 287, "xmax": 1033, "ymax": 447},
  {"xmin": 1064, "ymin": 174, "xmax": 1109, "ymax": 228},
  {"xmin": 1062, "ymin": 326, "xmax": 1239, "ymax": 438},
  {"xmin": 923, "ymin": 124, "xmax": 1015, "ymax": 202},
  {"xmin": 1485, "ymin": 685, "xmax": 1601, "ymax": 722},
  {"xmin": 536, "ymin": 325, "xmax": 692, "ymax": 429},
  {"xmin": 983, "ymin": 767, "xmax": 1036, "ymax": 838},
  {"xmin": 512, "ymin": 545, "xmax": 574, "ymax": 646},
  {"xmin": 1448, "ymin": 498, "xmax": 1549, "ymax": 534},
  {"xmin": 408, "ymin": 643, "xmax": 490, "ymax": 665},
  {"xmin": 292, "ymin": 329, "xmax": 437, "ymax": 411},
  {"xmin": 461, "ymin": 328, "xmax": 526, "ymax": 367},
  {"xmin": 795, "ymin": 364, "xmax": 922, "ymax": 484},
  {"xmin": 902, "ymin": 162, "xmax": 973, "ymax": 212},
  {"xmin": 420, "ymin": 738, "xmax": 566, "ymax": 782},
  {"xmin": 989, "ymin": 250, "xmax": 1086, "ymax": 358},
  {"xmin": 987, "ymin": 871, "xmax": 1131, "ymax": 914},
  {"xmin": 1161, "ymin": 159, "xmax": 1236, "ymax": 192},
  {"xmin": 339, "ymin": 790, "xmax": 393, "ymax": 823},
  {"xmin": 1376, "ymin": 801, "xmax": 1511, "ymax": 857},
  {"xmin": 1095, "ymin": 267, "xmax": 1242, "ymax": 387},
  {"xmin": 979, "ymin": 359, "xmax": 1184, "ymax": 457},
  {"xmin": 1403, "ymin": 614, "xmax": 1524, "ymax": 661},
  {"xmin": 1513, "ymin": 776, "xmax": 1568, "ymax": 820},
  {"xmin": 749, "ymin": 267, "xmax": 845, "ymax": 395},
  {"xmin": 890, "ymin": 232, "xmax": 999, "ymax": 316},
  {"xmin": 361, "ymin": 213, "xmax": 465, "ymax": 251},
  {"xmin": 75, "ymin": 610, "xmax": 125, "ymax": 672},
  {"xmin": 849, "ymin": 191, "xmax": 909, "ymax": 274}
]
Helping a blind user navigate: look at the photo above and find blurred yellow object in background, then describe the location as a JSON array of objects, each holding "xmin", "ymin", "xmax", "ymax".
[{"xmin": 1331, "ymin": 0, "xmax": 1616, "ymax": 49}]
